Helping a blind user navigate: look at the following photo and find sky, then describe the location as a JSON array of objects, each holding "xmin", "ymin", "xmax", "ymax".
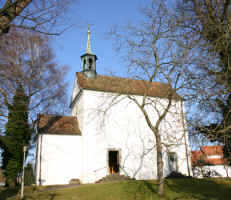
[{"xmin": 52, "ymin": 0, "xmax": 149, "ymax": 104}]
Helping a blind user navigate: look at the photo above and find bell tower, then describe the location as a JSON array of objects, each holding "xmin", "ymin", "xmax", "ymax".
[{"xmin": 81, "ymin": 26, "xmax": 97, "ymax": 78}]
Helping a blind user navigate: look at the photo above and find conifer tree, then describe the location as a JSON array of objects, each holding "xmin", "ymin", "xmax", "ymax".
[{"xmin": 0, "ymin": 84, "xmax": 31, "ymax": 186}]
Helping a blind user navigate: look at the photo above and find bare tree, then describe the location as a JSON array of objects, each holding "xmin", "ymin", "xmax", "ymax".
[
  {"xmin": 106, "ymin": 0, "xmax": 192, "ymax": 195},
  {"xmin": 0, "ymin": 0, "xmax": 74, "ymax": 36},
  {"xmin": 175, "ymin": 0, "xmax": 231, "ymax": 164},
  {"xmin": 0, "ymin": 28, "xmax": 69, "ymax": 131}
]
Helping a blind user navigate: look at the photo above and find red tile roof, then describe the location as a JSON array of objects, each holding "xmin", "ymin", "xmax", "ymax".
[
  {"xmin": 191, "ymin": 146, "xmax": 226, "ymax": 166},
  {"xmin": 76, "ymin": 72, "xmax": 182, "ymax": 100},
  {"xmin": 200, "ymin": 145, "xmax": 223, "ymax": 156},
  {"xmin": 38, "ymin": 114, "xmax": 81, "ymax": 135}
]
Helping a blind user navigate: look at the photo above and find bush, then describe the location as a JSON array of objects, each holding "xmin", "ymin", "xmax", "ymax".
[
  {"xmin": 166, "ymin": 171, "xmax": 192, "ymax": 179},
  {"xmin": 69, "ymin": 179, "xmax": 81, "ymax": 185}
]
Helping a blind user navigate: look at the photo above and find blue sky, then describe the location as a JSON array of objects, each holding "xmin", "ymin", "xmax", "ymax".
[{"xmin": 52, "ymin": 0, "xmax": 149, "ymax": 102}]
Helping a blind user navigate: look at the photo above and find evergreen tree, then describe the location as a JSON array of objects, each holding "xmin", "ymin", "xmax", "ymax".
[{"xmin": 0, "ymin": 84, "xmax": 31, "ymax": 186}]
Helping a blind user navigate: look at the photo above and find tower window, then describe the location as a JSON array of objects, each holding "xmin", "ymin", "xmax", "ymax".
[
  {"xmin": 83, "ymin": 59, "xmax": 86, "ymax": 68},
  {"xmin": 89, "ymin": 58, "xmax": 93, "ymax": 70}
]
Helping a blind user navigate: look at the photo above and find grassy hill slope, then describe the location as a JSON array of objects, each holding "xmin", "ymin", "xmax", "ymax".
[{"xmin": 1, "ymin": 178, "xmax": 231, "ymax": 200}]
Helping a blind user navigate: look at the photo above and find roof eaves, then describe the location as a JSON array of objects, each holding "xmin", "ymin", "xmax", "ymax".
[
  {"xmin": 70, "ymin": 89, "xmax": 83, "ymax": 108},
  {"xmin": 81, "ymin": 87, "xmax": 182, "ymax": 100},
  {"xmin": 39, "ymin": 132, "xmax": 82, "ymax": 136}
]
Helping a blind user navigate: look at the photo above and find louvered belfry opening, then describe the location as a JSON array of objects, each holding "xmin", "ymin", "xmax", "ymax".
[{"xmin": 108, "ymin": 150, "xmax": 120, "ymax": 174}]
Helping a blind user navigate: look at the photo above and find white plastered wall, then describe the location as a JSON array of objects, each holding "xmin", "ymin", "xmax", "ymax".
[
  {"xmin": 71, "ymin": 78, "xmax": 81, "ymax": 101},
  {"xmin": 36, "ymin": 134, "xmax": 83, "ymax": 185},
  {"xmin": 36, "ymin": 88, "xmax": 191, "ymax": 185},
  {"xmin": 78, "ymin": 90, "xmax": 191, "ymax": 183}
]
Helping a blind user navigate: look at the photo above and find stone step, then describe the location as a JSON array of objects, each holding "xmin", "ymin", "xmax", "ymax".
[{"xmin": 96, "ymin": 174, "xmax": 133, "ymax": 183}]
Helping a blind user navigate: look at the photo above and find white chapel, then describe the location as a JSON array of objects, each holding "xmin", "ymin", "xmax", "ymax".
[{"xmin": 35, "ymin": 29, "xmax": 191, "ymax": 186}]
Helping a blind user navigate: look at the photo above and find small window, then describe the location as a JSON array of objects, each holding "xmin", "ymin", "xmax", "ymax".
[{"xmin": 168, "ymin": 152, "xmax": 178, "ymax": 172}]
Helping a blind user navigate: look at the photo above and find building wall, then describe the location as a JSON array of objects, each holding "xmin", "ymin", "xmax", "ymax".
[
  {"xmin": 36, "ymin": 89, "xmax": 191, "ymax": 185},
  {"xmin": 71, "ymin": 79, "xmax": 80, "ymax": 101},
  {"xmin": 78, "ymin": 90, "xmax": 191, "ymax": 183},
  {"xmin": 72, "ymin": 90, "xmax": 84, "ymax": 131},
  {"xmin": 36, "ymin": 134, "xmax": 83, "ymax": 185}
]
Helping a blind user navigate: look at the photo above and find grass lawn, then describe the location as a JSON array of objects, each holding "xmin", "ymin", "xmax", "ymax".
[{"xmin": 1, "ymin": 178, "xmax": 231, "ymax": 200}]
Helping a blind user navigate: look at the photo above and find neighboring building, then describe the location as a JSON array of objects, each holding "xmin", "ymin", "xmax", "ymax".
[
  {"xmin": 191, "ymin": 145, "xmax": 231, "ymax": 177},
  {"xmin": 35, "ymin": 28, "xmax": 191, "ymax": 186},
  {"xmin": 0, "ymin": 168, "xmax": 5, "ymax": 186}
]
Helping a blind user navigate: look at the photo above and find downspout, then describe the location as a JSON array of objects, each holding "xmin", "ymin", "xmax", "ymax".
[
  {"xmin": 180, "ymin": 100, "xmax": 191, "ymax": 176},
  {"xmin": 39, "ymin": 134, "xmax": 43, "ymax": 185},
  {"xmin": 34, "ymin": 124, "xmax": 39, "ymax": 185},
  {"xmin": 36, "ymin": 115, "xmax": 43, "ymax": 186}
]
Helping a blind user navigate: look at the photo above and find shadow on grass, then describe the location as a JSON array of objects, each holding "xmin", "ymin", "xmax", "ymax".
[
  {"xmin": 122, "ymin": 180, "xmax": 158, "ymax": 200},
  {"xmin": 0, "ymin": 187, "xmax": 19, "ymax": 200},
  {"xmin": 165, "ymin": 178, "xmax": 231, "ymax": 200},
  {"xmin": 121, "ymin": 178, "xmax": 231, "ymax": 200},
  {"xmin": 48, "ymin": 193, "xmax": 57, "ymax": 200},
  {"xmin": 0, "ymin": 187, "xmax": 59, "ymax": 200},
  {"xmin": 24, "ymin": 191, "xmax": 59, "ymax": 200}
]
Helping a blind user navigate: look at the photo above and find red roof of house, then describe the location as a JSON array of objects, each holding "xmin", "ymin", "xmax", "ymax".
[
  {"xmin": 191, "ymin": 146, "xmax": 226, "ymax": 167},
  {"xmin": 38, "ymin": 114, "xmax": 81, "ymax": 135},
  {"xmin": 200, "ymin": 145, "xmax": 223, "ymax": 156},
  {"xmin": 76, "ymin": 72, "xmax": 182, "ymax": 100}
]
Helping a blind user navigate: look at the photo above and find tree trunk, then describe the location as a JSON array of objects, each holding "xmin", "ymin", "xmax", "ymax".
[
  {"xmin": 7, "ymin": 178, "xmax": 16, "ymax": 188},
  {"xmin": 156, "ymin": 134, "xmax": 164, "ymax": 196},
  {"xmin": 0, "ymin": 0, "xmax": 32, "ymax": 36}
]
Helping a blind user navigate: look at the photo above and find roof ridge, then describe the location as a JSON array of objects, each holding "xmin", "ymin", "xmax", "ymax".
[
  {"xmin": 76, "ymin": 72, "xmax": 170, "ymax": 86},
  {"xmin": 39, "ymin": 114, "xmax": 77, "ymax": 118},
  {"xmin": 201, "ymin": 145, "xmax": 224, "ymax": 148},
  {"xmin": 76, "ymin": 72, "xmax": 181, "ymax": 100}
]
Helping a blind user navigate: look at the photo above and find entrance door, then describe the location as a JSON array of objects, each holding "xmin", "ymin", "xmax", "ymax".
[{"xmin": 108, "ymin": 150, "xmax": 120, "ymax": 174}]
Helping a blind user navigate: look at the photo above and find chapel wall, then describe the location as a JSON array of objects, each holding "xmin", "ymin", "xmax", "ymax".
[
  {"xmin": 36, "ymin": 134, "xmax": 83, "ymax": 185},
  {"xmin": 79, "ymin": 90, "xmax": 190, "ymax": 183}
]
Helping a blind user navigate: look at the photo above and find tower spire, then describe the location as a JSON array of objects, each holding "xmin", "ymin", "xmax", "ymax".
[
  {"xmin": 86, "ymin": 25, "xmax": 92, "ymax": 54},
  {"xmin": 81, "ymin": 26, "xmax": 97, "ymax": 78}
]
